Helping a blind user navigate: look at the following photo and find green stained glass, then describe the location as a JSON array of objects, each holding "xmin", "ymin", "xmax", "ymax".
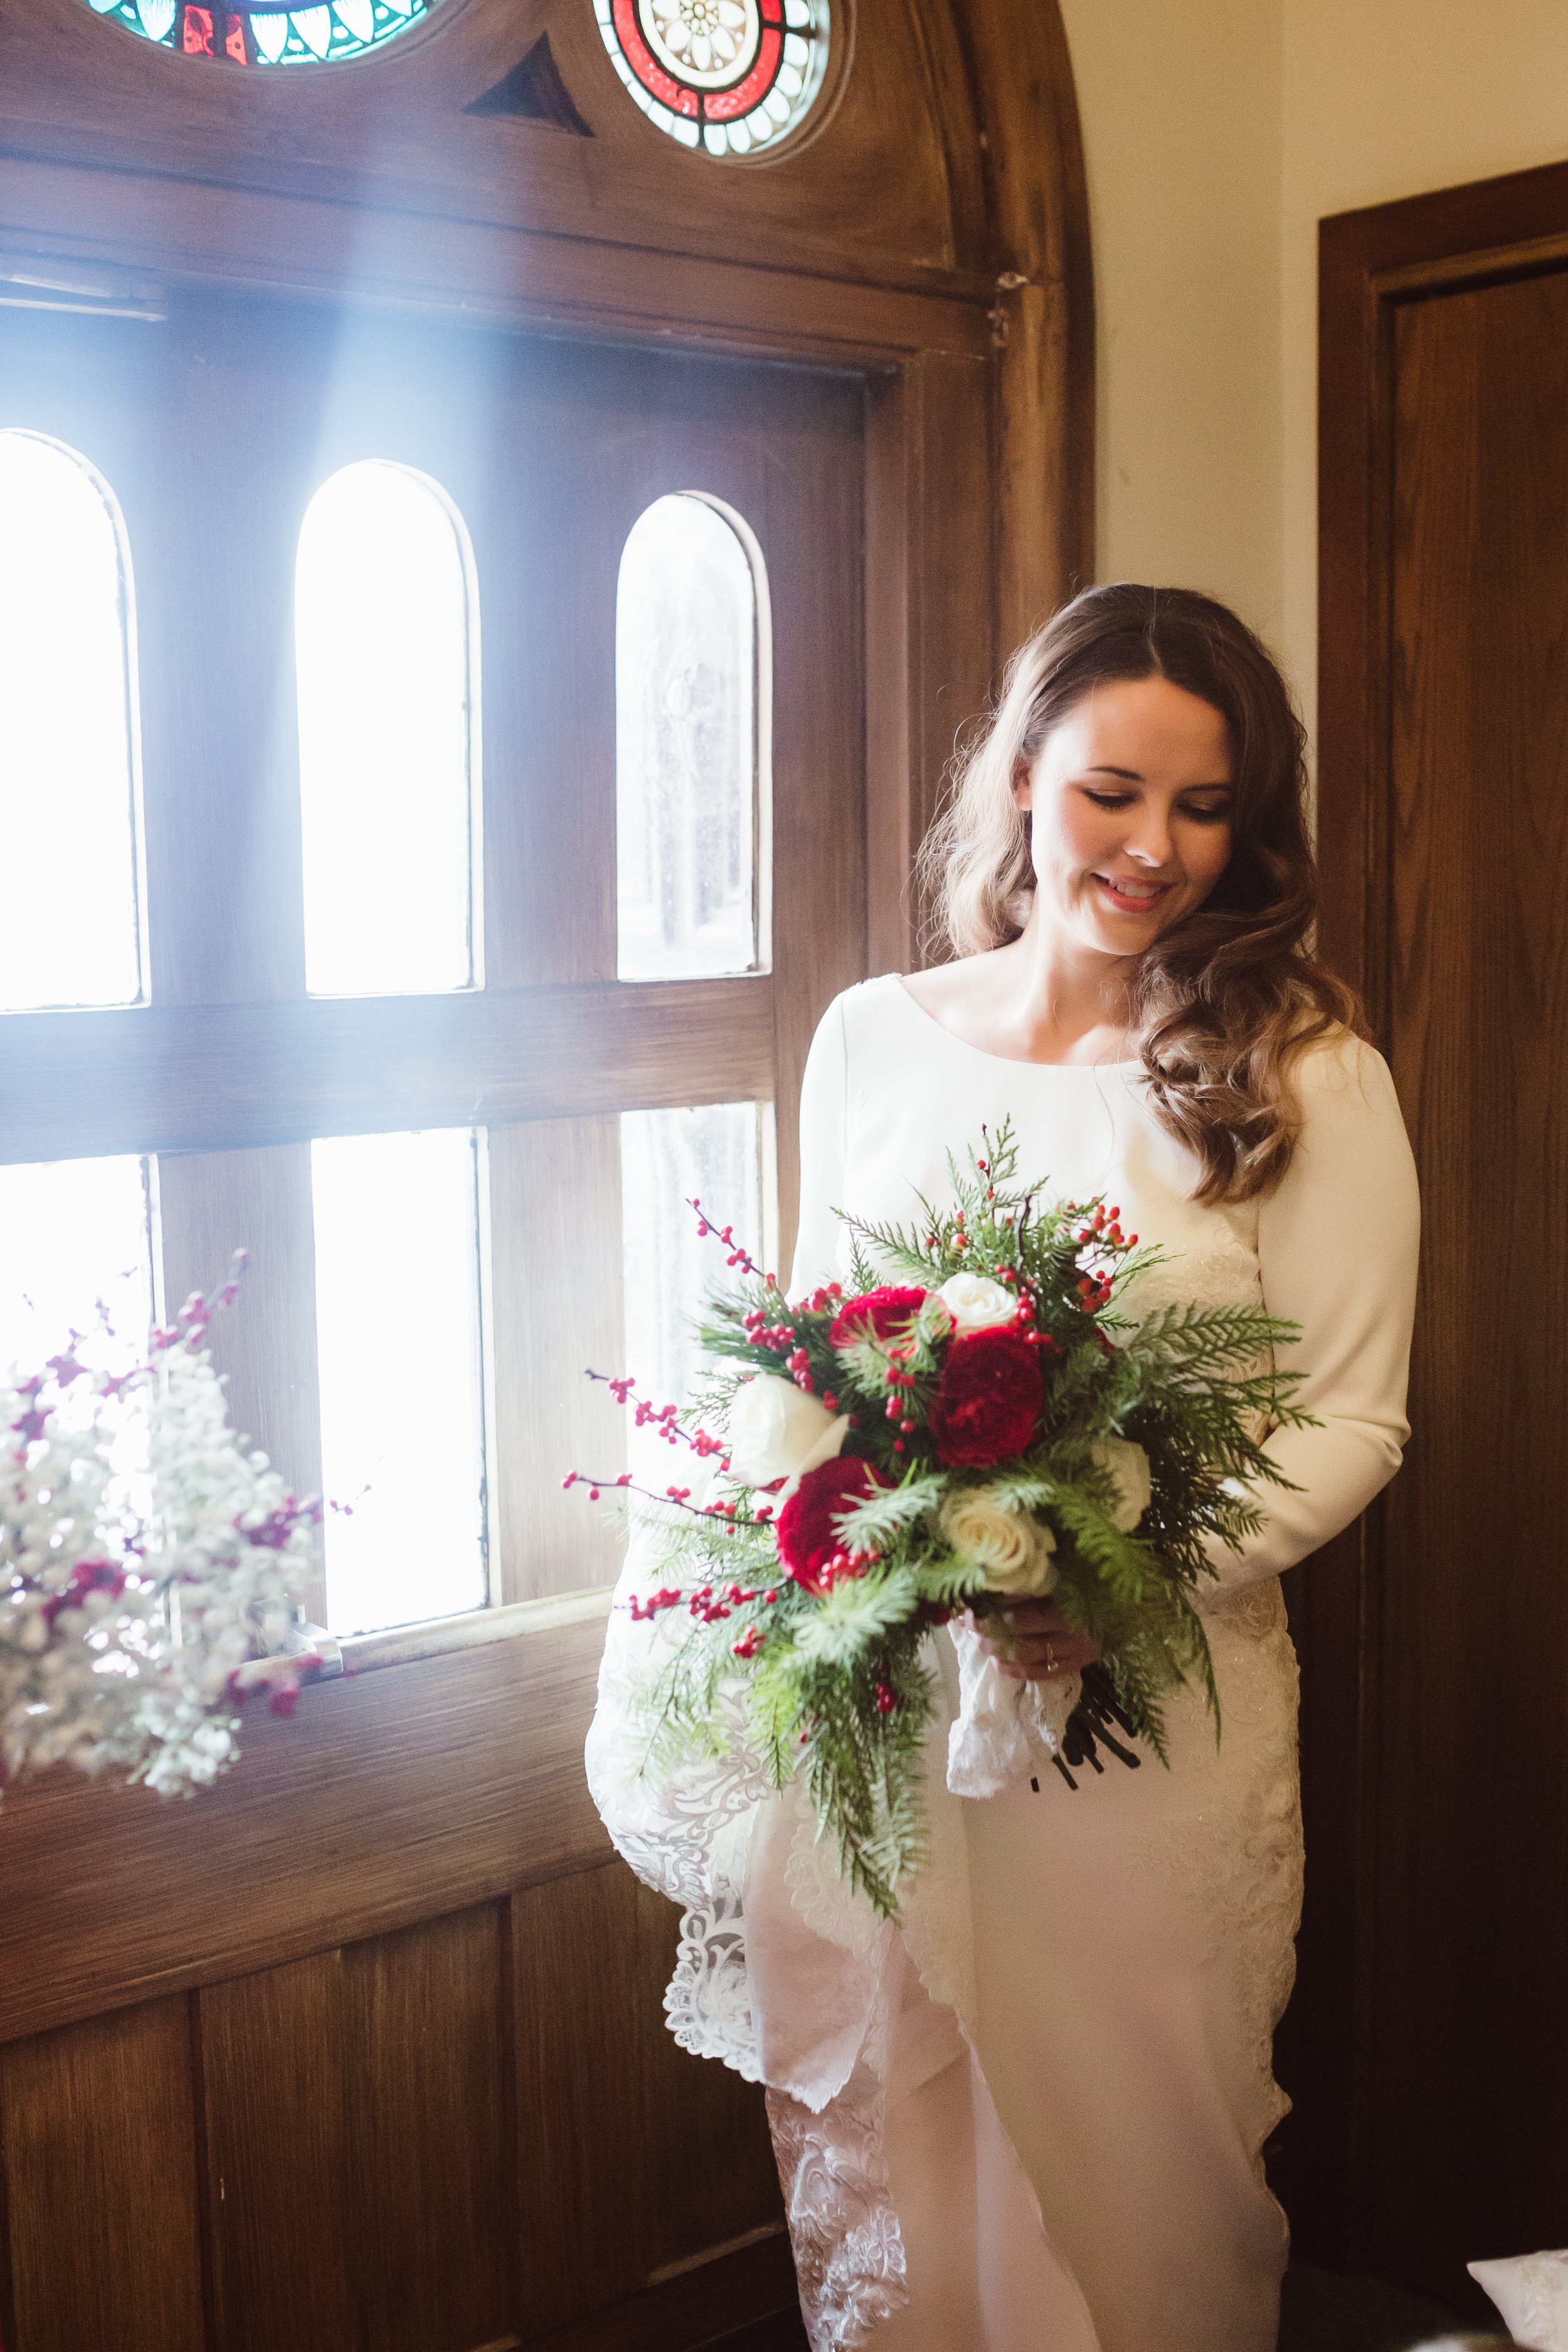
[{"xmin": 84, "ymin": 0, "xmax": 433, "ymax": 66}]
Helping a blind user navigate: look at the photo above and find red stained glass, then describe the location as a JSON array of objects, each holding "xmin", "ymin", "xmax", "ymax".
[
  {"xmin": 181, "ymin": 3, "xmax": 214, "ymax": 52},
  {"xmin": 224, "ymin": 11, "xmax": 247, "ymax": 58},
  {"xmin": 704, "ymin": 26, "xmax": 781, "ymax": 120},
  {"xmin": 597, "ymin": 0, "xmax": 826, "ymax": 152},
  {"xmin": 612, "ymin": 0, "xmax": 699, "ymax": 117}
]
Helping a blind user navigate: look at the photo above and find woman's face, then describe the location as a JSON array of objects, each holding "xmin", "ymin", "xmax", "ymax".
[{"xmin": 1016, "ymin": 675, "xmax": 1235, "ymax": 958}]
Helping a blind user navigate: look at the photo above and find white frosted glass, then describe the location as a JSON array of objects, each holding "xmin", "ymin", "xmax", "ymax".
[
  {"xmin": 297, "ymin": 462, "xmax": 477, "ymax": 999},
  {"xmin": 291, "ymin": 5, "xmax": 332, "ymax": 53},
  {"xmin": 620, "ymin": 1101, "xmax": 770, "ymax": 1493},
  {"xmin": 312, "ymin": 1129, "xmax": 487, "ymax": 1635},
  {"xmin": 0, "ymin": 1155, "xmax": 154, "ymax": 1380},
  {"xmin": 0, "ymin": 433, "xmax": 142, "ymax": 1012},
  {"xmin": 617, "ymin": 494, "xmax": 761, "ymax": 982}
]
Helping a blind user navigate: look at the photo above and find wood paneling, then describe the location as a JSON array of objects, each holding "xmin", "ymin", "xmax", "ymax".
[
  {"xmin": 342, "ymin": 1908, "xmax": 514, "ymax": 2351},
  {"xmin": 0, "ymin": 1880, "xmax": 793, "ymax": 2352},
  {"xmin": 513, "ymin": 1864, "xmax": 781, "ymax": 2330},
  {"xmin": 1311, "ymin": 156, "xmax": 1568, "ymax": 2302},
  {"xmin": 0, "ymin": 1620, "xmax": 609, "ymax": 2045},
  {"xmin": 0, "ymin": 978, "xmax": 776, "ymax": 1162},
  {"xmin": 0, "ymin": 1998, "xmax": 207, "ymax": 2352},
  {"xmin": 200, "ymin": 1954, "xmax": 356, "ymax": 2352}
]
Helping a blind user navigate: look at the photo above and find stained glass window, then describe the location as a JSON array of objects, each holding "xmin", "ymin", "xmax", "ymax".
[
  {"xmin": 83, "ymin": 0, "xmax": 432, "ymax": 67},
  {"xmin": 296, "ymin": 460, "xmax": 479, "ymax": 1000},
  {"xmin": 0, "ymin": 432, "xmax": 145, "ymax": 1014},
  {"xmin": 594, "ymin": 0, "xmax": 829, "ymax": 156},
  {"xmin": 617, "ymin": 493, "xmax": 768, "ymax": 981}
]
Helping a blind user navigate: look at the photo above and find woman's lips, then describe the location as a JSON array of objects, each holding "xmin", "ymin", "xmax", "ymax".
[{"xmin": 1094, "ymin": 873, "xmax": 1175, "ymax": 915}]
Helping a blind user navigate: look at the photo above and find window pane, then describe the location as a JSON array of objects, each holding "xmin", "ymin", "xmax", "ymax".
[
  {"xmin": 0, "ymin": 433, "xmax": 143, "ymax": 1012},
  {"xmin": 620, "ymin": 1101, "xmax": 771, "ymax": 1490},
  {"xmin": 616, "ymin": 494, "xmax": 768, "ymax": 982},
  {"xmin": 312, "ymin": 1128, "xmax": 487, "ymax": 1634},
  {"xmin": 296, "ymin": 462, "xmax": 479, "ymax": 999},
  {"xmin": 0, "ymin": 1154, "xmax": 155, "ymax": 1379}
]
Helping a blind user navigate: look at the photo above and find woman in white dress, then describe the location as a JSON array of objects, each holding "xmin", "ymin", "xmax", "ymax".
[{"xmin": 587, "ymin": 585, "xmax": 1420, "ymax": 2352}]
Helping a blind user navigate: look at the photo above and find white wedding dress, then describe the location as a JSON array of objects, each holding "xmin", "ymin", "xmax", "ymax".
[{"xmin": 587, "ymin": 973, "xmax": 1420, "ymax": 2351}]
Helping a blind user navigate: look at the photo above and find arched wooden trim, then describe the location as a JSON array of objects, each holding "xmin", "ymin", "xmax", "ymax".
[{"xmin": 961, "ymin": 0, "xmax": 1096, "ymax": 647}]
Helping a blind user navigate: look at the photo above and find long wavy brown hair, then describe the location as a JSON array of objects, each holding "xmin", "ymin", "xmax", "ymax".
[{"xmin": 917, "ymin": 582, "xmax": 1364, "ymax": 1203}]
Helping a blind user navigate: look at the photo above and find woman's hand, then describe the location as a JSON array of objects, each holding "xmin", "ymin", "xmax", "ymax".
[{"xmin": 970, "ymin": 1597, "xmax": 1098, "ymax": 1683}]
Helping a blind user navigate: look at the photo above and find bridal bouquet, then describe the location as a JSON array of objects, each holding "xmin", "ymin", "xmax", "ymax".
[
  {"xmin": 1, "ymin": 1261, "xmax": 324, "ymax": 1808},
  {"xmin": 572, "ymin": 1124, "xmax": 1310, "ymax": 1917}
]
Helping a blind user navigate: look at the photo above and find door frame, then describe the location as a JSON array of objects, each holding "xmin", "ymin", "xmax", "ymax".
[{"xmin": 1300, "ymin": 151, "xmax": 1568, "ymax": 2266}]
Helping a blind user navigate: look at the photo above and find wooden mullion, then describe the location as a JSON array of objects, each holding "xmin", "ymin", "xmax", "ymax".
[{"xmin": 0, "ymin": 977, "xmax": 775, "ymax": 1163}]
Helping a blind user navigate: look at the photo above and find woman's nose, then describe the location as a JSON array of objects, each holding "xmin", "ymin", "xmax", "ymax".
[{"xmin": 1126, "ymin": 818, "xmax": 1175, "ymax": 869}]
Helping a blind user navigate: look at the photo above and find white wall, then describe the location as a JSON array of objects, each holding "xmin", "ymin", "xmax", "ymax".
[
  {"xmin": 1280, "ymin": 0, "xmax": 1568, "ymax": 733},
  {"xmin": 1057, "ymin": 0, "xmax": 1568, "ymax": 743},
  {"xmin": 1056, "ymin": 0, "xmax": 1284, "ymax": 644}
]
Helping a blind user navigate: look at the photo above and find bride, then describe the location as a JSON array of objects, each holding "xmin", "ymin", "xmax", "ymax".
[{"xmin": 586, "ymin": 583, "xmax": 1419, "ymax": 2351}]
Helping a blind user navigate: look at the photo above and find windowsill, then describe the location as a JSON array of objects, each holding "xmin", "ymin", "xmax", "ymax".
[{"xmin": 337, "ymin": 1584, "xmax": 614, "ymax": 1677}]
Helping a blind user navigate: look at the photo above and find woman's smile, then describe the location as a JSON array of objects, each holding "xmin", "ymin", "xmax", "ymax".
[{"xmin": 1092, "ymin": 870, "xmax": 1178, "ymax": 914}]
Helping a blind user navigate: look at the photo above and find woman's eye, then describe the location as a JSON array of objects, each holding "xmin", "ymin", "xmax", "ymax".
[
  {"xmin": 1084, "ymin": 790, "xmax": 1133, "ymax": 810},
  {"xmin": 1180, "ymin": 802, "xmax": 1232, "ymax": 827}
]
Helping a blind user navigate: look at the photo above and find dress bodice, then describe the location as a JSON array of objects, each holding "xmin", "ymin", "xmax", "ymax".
[{"xmin": 792, "ymin": 974, "xmax": 1420, "ymax": 1594}]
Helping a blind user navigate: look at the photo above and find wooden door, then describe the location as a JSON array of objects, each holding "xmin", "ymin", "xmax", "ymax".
[
  {"xmin": 0, "ymin": 274, "xmax": 869, "ymax": 2351},
  {"xmin": 1300, "ymin": 161, "xmax": 1568, "ymax": 2309}
]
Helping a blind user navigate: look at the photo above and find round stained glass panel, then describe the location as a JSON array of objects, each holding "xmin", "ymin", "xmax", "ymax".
[
  {"xmin": 84, "ymin": 0, "xmax": 432, "ymax": 67},
  {"xmin": 594, "ymin": 0, "xmax": 829, "ymax": 156}
]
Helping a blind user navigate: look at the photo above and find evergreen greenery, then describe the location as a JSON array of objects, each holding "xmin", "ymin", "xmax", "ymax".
[{"xmin": 613, "ymin": 1123, "xmax": 1313, "ymax": 1920}]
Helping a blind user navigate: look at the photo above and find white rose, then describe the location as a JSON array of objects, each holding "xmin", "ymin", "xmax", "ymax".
[
  {"xmin": 935, "ymin": 1273, "xmax": 1017, "ymax": 1334},
  {"xmin": 939, "ymin": 1486, "xmax": 1059, "ymax": 1597},
  {"xmin": 1091, "ymin": 1436, "xmax": 1152, "ymax": 1532},
  {"xmin": 726, "ymin": 1373, "xmax": 850, "ymax": 1496}
]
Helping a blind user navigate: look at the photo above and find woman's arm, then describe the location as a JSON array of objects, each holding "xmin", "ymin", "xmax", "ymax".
[
  {"xmin": 1209, "ymin": 1032, "xmax": 1421, "ymax": 1590},
  {"xmin": 788, "ymin": 992, "xmax": 851, "ymax": 1296}
]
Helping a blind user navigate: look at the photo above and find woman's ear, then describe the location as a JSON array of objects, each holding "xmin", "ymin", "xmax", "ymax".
[{"xmin": 1012, "ymin": 758, "xmax": 1034, "ymax": 814}]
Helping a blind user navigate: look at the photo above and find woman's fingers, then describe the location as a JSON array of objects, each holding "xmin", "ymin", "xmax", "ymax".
[
  {"xmin": 972, "ymin": 1607, "xmax": 1099, "ymax": 1681},
  {"xmin": 997, "ymin": 1628, "xmax": 1098, "ymax": 1680}
]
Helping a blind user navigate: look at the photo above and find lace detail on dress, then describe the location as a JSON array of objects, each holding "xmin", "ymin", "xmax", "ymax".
[
  {"xmin": 766, "ymin": 2056, "xmax": 908, "ymax": 2352},
  {"xmin": 785, "ymin": 1802, "xmax": 893, "ymax": 1964},
  {"xmin": 585, "ymin": 1560, "xmax": 775, "ymax": 2081},
  {"xmin": 1135, "ymin": 1575, "xmax": 1303, "ymax": 2152},
  {"xmin": 1513, "ymin": 2249, "xmax": 1568, "ymax": 2346}
]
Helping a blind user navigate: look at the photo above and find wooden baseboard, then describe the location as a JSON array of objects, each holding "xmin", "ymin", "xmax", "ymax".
[{"xmin": 524, "ymin": 2232, "xmax": 800, "ymax": 2352}]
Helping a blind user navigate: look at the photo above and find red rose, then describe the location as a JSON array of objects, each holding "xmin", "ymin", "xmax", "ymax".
[
  {"xmin": 775, "ymin": 1456, "xmax": 887, "ymax": 1594},
  {"xmin": 828, "ymin": 1285, "xmax": 927, "ymax": 1348},
  {"xmin": 928, "ymin": 1327, "xmax": 1044, "ymax": 1467}
]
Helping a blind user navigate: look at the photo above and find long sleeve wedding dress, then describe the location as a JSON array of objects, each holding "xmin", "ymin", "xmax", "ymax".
[{"xmin": 586, "ymin": 973, "xmax": 1420, "ymax": 2352}]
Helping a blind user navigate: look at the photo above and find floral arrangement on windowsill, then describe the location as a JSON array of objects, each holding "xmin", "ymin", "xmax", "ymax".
[{"xmin": 0, "ymin": 1257, "xmax": 326, "ymax": 1811}]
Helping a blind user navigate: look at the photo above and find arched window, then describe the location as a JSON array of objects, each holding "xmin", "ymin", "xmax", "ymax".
[
  {"xmin": 616, "ymin": 491, "xmax": 770, "ymax": 982},
  {"xmin": 0, "ymin": 432, "xmax": 145, "ymax": 1014},
  {"xmin": 295, "ymin": 460, "xmax": 480, "ymax": 999}
]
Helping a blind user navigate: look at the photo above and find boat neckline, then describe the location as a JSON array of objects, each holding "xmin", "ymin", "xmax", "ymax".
[{"xmin": 886, "ymin": 974, "xmax": 1143, "ymax": 1074}]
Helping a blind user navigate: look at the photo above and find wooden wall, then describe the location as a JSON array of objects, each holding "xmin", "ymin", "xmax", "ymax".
[{"xmin": 0, "ymin": 1624, "xmax": 798, "ymax": 2352}]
